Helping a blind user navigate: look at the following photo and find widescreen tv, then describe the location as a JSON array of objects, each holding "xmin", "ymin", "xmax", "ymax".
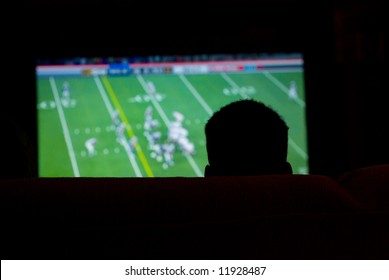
[{"xmin": 36, "ymin": 53, "xmax": 308, "ymax": 177}]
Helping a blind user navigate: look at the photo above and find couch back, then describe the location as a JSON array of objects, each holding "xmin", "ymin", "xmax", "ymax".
[
  {"xmin": 2, "ymin": 175, "xmax": 388, "ymax": 260},
  {"xmin": 337, "ymin": 164, "xmax": 389, "ymax": 211},
  {"xmin": 1, "ymin": 175, "xmax": 360, "ymax": 225}
]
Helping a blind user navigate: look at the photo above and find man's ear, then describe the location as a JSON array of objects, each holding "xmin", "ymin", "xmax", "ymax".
[
  {"xmin": 204, "ymin": 164, "xmax": 213, "ymax": 177},
  {"xmin": 284, "ymin": 162, "xmax": 293, "ymax": 174}
]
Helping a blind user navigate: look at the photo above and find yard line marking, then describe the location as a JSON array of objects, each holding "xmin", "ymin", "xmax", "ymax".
[
  {"xmin": 289, "ymin": 137, "xmax": 308, "ymax": 160},
  {"xmin": 49, "ymin": 77, "xmax": 80, "ymax": 177},
  {"xmin": 178, "ymin": 75, "xmax": 214, "ymax": 118},
  {"xmin": 185, "ymin": 155, "xmax": 203, "ymax": 176},
  {"xmin": 100, "ymin": 76, "xmax": 154, "ymax": 177},
  {"xmin": 178, "ymin": 74, "xmax": 214, "ymax": 116},
  {"xmin": 94, "ymin": 76, "xmax": 116, "ymax": 115},
  {"xmin": 263, "ymin": 71, "xmax": 306, "ymax": 107},
  {"xmin": 94, "ymin": 76, "xmax": 143, "ymax": 177},
  {"xmin": 137, "ymin": 75, "xmax": 203, "ymax": 177},
  {"xmin": 220, "ymin": 72, "xmax": 250, "ymax": 99}
]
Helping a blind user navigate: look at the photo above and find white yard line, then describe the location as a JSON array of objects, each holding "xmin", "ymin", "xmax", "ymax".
[
  {"xmin": 178, "ymin": 75, "xmax": 214, "ymax": 116},
  {"xmin": 94, "ymin": 76, "xmax": 116, "ymax": 115},
  {"xmin": 49, "ymin": 77, "xmax": 80, "ymax": 177},
  {"xmin": 263, "ymin": 71, "xmax": 306, "ymax": 107},
  {"xmin": 288, "ymin": 137, "xmax": 308, "ymax": 160},
  {"xmin": 220, "ymin": 72, "xmax": 250, "ymax": 99},
  {"xmin": 94, "ymin": 76, "xmax": 142, "ymax": 177},
  {"xmin": 137, "ymin": 75, "xmax": 203, "ymax": 177}
]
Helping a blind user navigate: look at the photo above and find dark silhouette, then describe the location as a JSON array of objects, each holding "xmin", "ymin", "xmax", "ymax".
[
  {"xmin": 204, "ymin": 99, "xmax": 292, "ymax": 176},
  {"xmin": 0, "ymin": 110, "xmax": 36, "ymax": 179}
]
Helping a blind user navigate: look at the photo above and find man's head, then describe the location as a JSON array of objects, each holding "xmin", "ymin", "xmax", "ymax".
[{"xmin": 204, "ymin": 99, "xmax": 292, "ymax": 176}]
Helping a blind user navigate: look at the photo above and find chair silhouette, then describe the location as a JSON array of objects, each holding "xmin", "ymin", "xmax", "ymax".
[{"xmin": 337, "ymin": 164, "xmax": 389, "ymax": 211}]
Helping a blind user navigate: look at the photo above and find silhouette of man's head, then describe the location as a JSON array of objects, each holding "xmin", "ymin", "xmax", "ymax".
[{"xmin": 204, "ymin": 99, "xmax": 292, "ymax": 176}]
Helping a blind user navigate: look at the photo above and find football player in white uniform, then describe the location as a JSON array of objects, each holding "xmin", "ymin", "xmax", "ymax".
[
  {"xmin": 85, "ymin": 137, "xmax": 97, "ymax": 157},
  {"xmin": 288, "ymin": 80, "xmax": 298, "ymax": 100}
]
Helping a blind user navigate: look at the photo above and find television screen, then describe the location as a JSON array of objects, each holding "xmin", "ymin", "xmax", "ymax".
[{"xmin": 36, "ymin": 53, "xmax": 308, "ymax": 177}]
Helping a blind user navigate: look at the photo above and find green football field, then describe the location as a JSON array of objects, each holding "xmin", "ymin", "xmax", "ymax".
[{"xmin": 37, "ymin": 71, "xmax": 308, "ymax": 177}]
